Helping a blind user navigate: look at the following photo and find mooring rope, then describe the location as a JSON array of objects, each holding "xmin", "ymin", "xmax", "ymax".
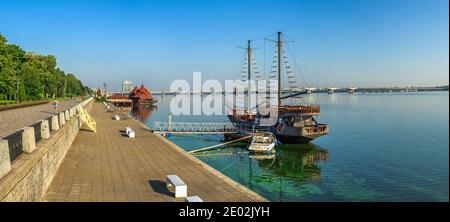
[{"xmin": 188, "ymin": 135, "xmax": 252, "ymax": 154}]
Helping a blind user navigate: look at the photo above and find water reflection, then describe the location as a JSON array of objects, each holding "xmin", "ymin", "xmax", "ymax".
[
  {"xmin": 248, "ymin": 143, "xmax": 329, "ymax": 197},
  {"xmin": 129, "ymin": 105, "xmax": 157, "ymax": 123},
  {"xmin": 193, "ymin": 142, "xmax": 329, "ymax": 201}
]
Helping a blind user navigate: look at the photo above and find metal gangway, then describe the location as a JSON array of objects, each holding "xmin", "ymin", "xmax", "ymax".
[{"xmin": 152, "ymin": 121, "xmax": 238, "ymax": 135}]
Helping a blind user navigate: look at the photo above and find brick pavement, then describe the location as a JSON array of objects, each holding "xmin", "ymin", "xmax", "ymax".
[
  {"xmin": 0, "ymin": 99, "xmax": 81, "ymax": 138},
  {"xmin": 44, "ymin": 102, "xmax": 265, "ymax": 202}
]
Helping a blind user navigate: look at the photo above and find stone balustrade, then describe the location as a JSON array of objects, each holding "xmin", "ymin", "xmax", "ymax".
[{"xmin": 0, "ymin": 97, "xmax": 94, "ymax": 182}]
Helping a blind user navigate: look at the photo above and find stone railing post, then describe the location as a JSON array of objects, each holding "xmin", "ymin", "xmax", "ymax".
[
  {"xmin": 41, "ymin": 119, "xmax": 50, "ymax": 139},
  {"xmin": 59, "ymin": 112, "xmax": 66, "ymax": 126},
  {"xmin": 65, "ymin": 110, "xmax": 70, "ymax": 121},
  {"xmin": 78, "ymin": 116, "xmax": 83, "ymax": 128},
  {"xmin": 0, "ymin": 140, "xmax": 11, "ymax": 179},
  {"xmin": 69, "ymin": 108, "xmax": 74, "ymax": 117},
  {"xmin": 51, "ymin": 115, "xmax": 59, "ymax": 131},
  {"xmin": 21, "ymin": 127, "xmax": 36, "ymax": 153}
]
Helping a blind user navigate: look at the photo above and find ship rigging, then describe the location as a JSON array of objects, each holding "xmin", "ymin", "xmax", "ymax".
[{"xmin": 227, "ymin": 31, "xmax": 329, "ymax": 144}]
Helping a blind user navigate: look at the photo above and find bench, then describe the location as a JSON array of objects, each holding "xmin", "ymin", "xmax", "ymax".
[
  {"xmin": 125, "ymin": 127, "xmax": 135, "ymax": 138},
  {"xmin": 185, "ymin": 196, "xmax": 203, "ymax": 202},
  {"xmin": 166, "ymin": 175, "xmax": 187, "ymax": 198}
]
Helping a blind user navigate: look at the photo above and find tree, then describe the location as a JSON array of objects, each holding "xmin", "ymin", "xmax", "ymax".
[
  {"xmin": 0, "ymin": 33, "xmax": 88, "ymax": 101},
  {"xmin": 19, "ymin": 63, "xmax": 43, "ymax": 100}
]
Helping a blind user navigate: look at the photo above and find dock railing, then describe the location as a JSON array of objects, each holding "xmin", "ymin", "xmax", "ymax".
[{"xmin": 152, "ymin": 121, "xmax": 237, "ymax": 134}]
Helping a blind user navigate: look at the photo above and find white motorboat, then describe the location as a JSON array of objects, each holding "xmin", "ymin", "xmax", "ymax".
[{"xmin": 248, "ymin": 132, "xmax": 277, "ymax": 153}]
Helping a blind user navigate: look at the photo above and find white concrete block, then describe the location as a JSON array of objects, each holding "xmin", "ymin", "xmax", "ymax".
[
  {"xmin": 166, "ymin": 175, "xmax": 187, "ymax": 198},
  {"xmin": 59, "ymin": 112, "xmax": 65, "ymax": 126},
  {"xmin": 22, "ymin": 127, "xmax": 36, "ymax": 153},
  {"xmin": 64, "ymin": 110, "xmax": 70, "ymax": 121},
  {"xmin": 41, "ymin": 120, "xmax": 50, "ymax": 139},
  {"xmin": 0, "ymin": 140, "xmax": 11, "ymax": 179},
  {"xmin": 51, "ymin": 115, "xmax": 59, "ymax": 131},
  {"xmin": 185, "ymin": 196, "xmax": 203, "ymax": 202}
]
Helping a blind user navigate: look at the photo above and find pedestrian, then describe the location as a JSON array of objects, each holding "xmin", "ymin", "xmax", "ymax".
[{"xmin": 53, "ymin": 99, "xmax": 59, "ymax": 114}]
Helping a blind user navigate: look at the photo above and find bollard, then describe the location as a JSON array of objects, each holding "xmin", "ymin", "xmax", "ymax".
[
  {"xmin": 0, "ymin": 140, "xmax": 11, "ymax": 179},
  {"xmin": 65, "ymin": 110, "xmax": 70, "ymax": 121},
  {"xmin": 41, "ymin": 119, "xmax": 50, "ymax": 139},
  {"xmin": 22, "ymin": 127, "xmax": 36, "ymax": 153},
  {"xmin": 70, "ymin": 108, "xmax": 75, "ymax": 117},
  {"xmin": 59, "ymin": 112, "xmax": 66, "ymax": 126},
  {"xmin": 51, "ymin": 115, "xmax": 59, "ymax": 131}
]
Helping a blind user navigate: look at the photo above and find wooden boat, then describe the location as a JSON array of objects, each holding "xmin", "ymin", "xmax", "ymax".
[{"xmin": 227, "ymin": 32, "xmax": 329, "ymax": 144}]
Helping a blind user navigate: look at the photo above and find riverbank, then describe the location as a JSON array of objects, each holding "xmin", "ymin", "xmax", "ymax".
[{"xmin": 44, "ymin": 102, "xmax": 266, "ymax": 202}]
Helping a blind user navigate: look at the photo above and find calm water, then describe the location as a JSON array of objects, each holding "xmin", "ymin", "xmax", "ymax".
[{"xmin": 130, "ymin": 92, "xmax": 449, "ymax": 202}]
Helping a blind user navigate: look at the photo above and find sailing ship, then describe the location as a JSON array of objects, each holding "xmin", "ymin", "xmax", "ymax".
[{"xmin": 227, "ymin": 32, "xmax": 329, "ymax": 144}]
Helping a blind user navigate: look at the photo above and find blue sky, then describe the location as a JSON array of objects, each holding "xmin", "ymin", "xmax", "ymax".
[{"xmin": 1, "ymin": 0, "xmax": 448, "ymax": 91}]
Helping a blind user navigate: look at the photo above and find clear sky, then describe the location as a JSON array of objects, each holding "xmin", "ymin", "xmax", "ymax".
[{"xmin": 1, "ymin": 0, "xmax": 448, "ymax": 91}]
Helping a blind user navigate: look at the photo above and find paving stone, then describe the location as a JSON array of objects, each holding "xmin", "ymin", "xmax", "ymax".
[{"xmin": 43, "ymin": 102, "xmax": 264, "ymax": 202}]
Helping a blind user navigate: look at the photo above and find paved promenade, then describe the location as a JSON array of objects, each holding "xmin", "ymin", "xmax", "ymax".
[
  {"xmin": 0, "ymin": 99, "xmax": 81, "ymax": 138},
  {"xmin": 44, "ymin": 102, "xmax": 265, "ymax": 202}
]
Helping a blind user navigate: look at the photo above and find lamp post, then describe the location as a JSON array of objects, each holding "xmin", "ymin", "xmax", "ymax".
[{"xmin": 16, "ymin": 79, "xmax": 20, "ymax": 104}]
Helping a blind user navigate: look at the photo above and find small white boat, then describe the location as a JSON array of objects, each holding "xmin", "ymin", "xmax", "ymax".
[{"xmin": 248, "ymin": 132, "xmax": 277, "ymax": 153}]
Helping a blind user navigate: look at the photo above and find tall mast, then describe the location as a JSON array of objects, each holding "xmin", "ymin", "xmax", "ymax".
[
  {"xmin": 247, "ymin": 40, "xmax": 252, "ymax": 113},
  {"xmin": 277, "ymin": 32, "xmax": 282, "ymax": 107}
]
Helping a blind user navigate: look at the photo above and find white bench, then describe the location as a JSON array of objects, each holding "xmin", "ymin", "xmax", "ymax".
[
  {"xmin": 185, "ymin": 196, "xmax": 203, "ymax": 202},
  {"xmin": 166, "ymin": 175, "xmax": 187, "ymax": 198},
  {"xmin": 125, "ymin": 127, "xmax": 135, "ymax": 138}
]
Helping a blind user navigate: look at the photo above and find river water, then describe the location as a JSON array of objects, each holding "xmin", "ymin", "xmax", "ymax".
[{"xmin": 129, "ymin": 91, "xmax": 449, "ymax": 202}]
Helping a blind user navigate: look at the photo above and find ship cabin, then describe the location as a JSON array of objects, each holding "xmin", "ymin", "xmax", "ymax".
[{"xmin": 278, "ymin": 105, "xmax": 329, "ymax": 137}]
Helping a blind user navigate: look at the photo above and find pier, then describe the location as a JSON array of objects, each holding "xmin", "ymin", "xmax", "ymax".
[{"xmin": 152, "ymin": 121, "xmax": 237, "ymax": 135}]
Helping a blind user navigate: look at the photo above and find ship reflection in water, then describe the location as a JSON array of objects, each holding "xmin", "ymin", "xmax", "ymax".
[
  {"xmin": 129, "ymin": 105, "xmax": 158, "ymax": 123},
  {"xmin": 250, "ymin": 143, "xmax": 328, "ymax": 183},
  {"xmin": 247, "ymin": 144, "xmax": 329, "ymax": 201},
  {"xmin": 192, "ymin": 142, "xmax": 329, "ymax": 201}
]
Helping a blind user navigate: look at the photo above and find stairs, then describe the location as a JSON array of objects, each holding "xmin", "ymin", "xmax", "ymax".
[{"xmin": 79, "ymin": 108, "xmax": 96, "ymax": 132}]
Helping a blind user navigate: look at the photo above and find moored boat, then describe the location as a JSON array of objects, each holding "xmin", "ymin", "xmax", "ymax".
[
  {"xmin": 248, "ymin": 132, "xmax": 277, "ymax": 153},
  {"xmin": 227, "ymin": 32, "xmax": 329, "ymax": 144}
]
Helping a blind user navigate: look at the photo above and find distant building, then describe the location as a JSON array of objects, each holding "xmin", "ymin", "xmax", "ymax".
[
  {"xmin": 122, "ymin": 80, "xmax": 134, "ymax": 94},
  {"xmin": 129, "ymin": 84, "xmax": 157, "ymax": 108},
  {"xmin": 106, "ymin": 94, "xmax": 132, "ymax": 107}
]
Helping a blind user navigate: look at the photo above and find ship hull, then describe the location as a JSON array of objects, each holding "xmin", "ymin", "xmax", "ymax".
[
  {"xmin": 226, "ymin": 131, "xmax": 318, "ymax": 144},
  {"xmin": 274, "ymin": 133, "xmax": 314, "ymax": 144},
  {"xmin": 225, "ymin": 131, "xmax": 317, "ymax": 144},
  {"xmin": 226, "ymin": 117, "xmax": 324, "ymax": 144}
]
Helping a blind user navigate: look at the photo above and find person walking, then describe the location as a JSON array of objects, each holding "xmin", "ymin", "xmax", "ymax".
[{"xmin": 53, "ymin": 99, "xmax": 59, "ymax": 114}]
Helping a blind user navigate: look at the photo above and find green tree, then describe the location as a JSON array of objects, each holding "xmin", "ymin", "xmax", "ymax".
[{"xmin": 1, "ymin": 33, "xmax": 88, "ymax": 101}]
